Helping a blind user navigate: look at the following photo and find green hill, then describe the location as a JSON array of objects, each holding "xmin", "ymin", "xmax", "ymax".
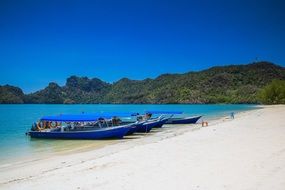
[
  {"xmin": 0, "ymin": 85, "xmax": 25, "ymax": 104},
  {"xmin": 1, "ymin": 61, "xmax": 285, "ymax": 104}
]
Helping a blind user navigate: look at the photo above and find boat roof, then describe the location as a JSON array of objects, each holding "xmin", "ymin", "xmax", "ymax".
[
  {"xmin": 145, "ymin": 111, "xmax": 183, "ymax": 115},
  {"xmin": 41, "ymin": 112, "xmax": 139, "ymax": 122},
  {"xmin": 41, "ymin": 114, "xmax": 107, "ymax": 122},
  {"xmin": 100, "ymin": 112, "xmax": 139, "ymax": 117}
]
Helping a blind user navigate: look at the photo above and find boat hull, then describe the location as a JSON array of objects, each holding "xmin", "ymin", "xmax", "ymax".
[
  {"xmin": 28, "ymin": 125, "xmax": 132, "ymax": 139},
  {"xmin": 152, "ymin": 118, "xmax": 168, "ymax": 128},
  {"xmin": 136, "ymin": 120, "xmax": 161, "ymax": 133},
  {"xmin": 165, "ymin": 116, "xmax": 202, "ymax": 124},
  {"xmin": 125, "ymin": 122, "xmax": 145, "ymax": 135},
  {"xmin": 125, "ymin": 126, "xmax": 137, "ymax": 135}
]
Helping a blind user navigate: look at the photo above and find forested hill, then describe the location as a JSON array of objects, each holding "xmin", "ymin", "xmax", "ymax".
[
  {"xmin": 1, "ymin": 61, "xmax": 285, "ymax": 104},
  {"xmin": 0, "ymin": 85, "xmax": 25, "ymax": 103}
]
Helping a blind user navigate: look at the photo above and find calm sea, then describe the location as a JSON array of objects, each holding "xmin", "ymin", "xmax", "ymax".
[{"xmin": 0, "ymin": 104, "xmax": 258, "ymax": 165}]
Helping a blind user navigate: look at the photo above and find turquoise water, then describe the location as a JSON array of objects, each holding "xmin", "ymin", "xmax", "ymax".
[{"xmin": 0, "ymin": 104, "xmax": 257, "ymax": 164}]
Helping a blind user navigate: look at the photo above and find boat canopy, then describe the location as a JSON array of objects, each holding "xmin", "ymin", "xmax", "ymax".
[
  {"xmin": 40, "ymin": 112, "xmax": 139, "ymax": 122},
  {"xmin": 100, "ymin": 112, "xmax": 139, "ymax": 117},
  {"xmin": 41, "ymin": 114, "xmax": 107, "ymax": 122},
  {"xmin": 145, "ymin": 111, "xmax": 183, "ymax": 115}
]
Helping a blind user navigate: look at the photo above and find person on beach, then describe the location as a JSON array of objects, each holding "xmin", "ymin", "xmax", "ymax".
[{"xmin": 230, "ymin": 112, "xmax": 235, "ymax": 119}]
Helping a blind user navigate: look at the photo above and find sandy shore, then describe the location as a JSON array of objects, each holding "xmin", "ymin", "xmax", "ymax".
[{"xmin": 1, "ymin": 105, "xmax": 285, "ymax": 190}]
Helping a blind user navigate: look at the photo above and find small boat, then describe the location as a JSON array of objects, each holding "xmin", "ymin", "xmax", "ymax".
[
  {"xmin": 153, "ymin": 118, "xmax": 168, "ymax": 128},
  {"xmin": 28, "ymin": 125, "xmax": 133, "ymax": 139},
  {"xmin": 165, "ymin": 115, "xmax": 202, "ymax": 124},
  {"xmin": 125, "ymin": 121, "xmax": 144, "ymax": 135},
  {"xmin": 145, "ymin": 111, "xmax": 202, "ymax": 124},
  {"xmin": 136, "ymin": 118, "xmax": 167, "ymax": 132},
  {"xmin": 27, "ymin": 113, "xmax": 135, "ymax": 140},
  {"xmin": 136, "ymin": 121, "xmax": 155, "ymax": 133}
]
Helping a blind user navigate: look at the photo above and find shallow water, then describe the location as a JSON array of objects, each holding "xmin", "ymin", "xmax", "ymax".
[{"xmin": 0, "ymin": 104, "xmax": 258, "ymax": 165}]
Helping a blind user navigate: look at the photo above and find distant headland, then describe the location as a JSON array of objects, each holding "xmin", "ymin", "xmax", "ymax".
[{"xmin": 0, "ymin": 61, "xmax": 284, "ymax": 104}]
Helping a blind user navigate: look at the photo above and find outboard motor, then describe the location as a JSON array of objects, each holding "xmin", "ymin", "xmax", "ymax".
[{"xmin": 30, "ymin": 122, "xmax": 37, "ymax": 131}]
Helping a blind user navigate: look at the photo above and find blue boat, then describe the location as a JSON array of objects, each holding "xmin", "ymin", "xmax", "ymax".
[
  {"xmin": 125, "ymin": 121, "xmax": 144, "ymax": 135},
  {"xmin": 146, "ymin": 111, "xmax": 202, "ymax": 124},
  {"xmin": 28, "ymin": 113, "xmax": 135, "ymax": 140},
  {"xmin": 136, "ymin": 118, "xmax": 165, "ymax": 133},
  {"xmin": 153, "ymin": 118, "xmax": 168, "ymax": 128},
  {"xmin": 165, "ymin": 116, "xmax": 202, "ymax": 124},
  {"xmin": 136, "ymin": 122, "xmax": 153, "ymax": 133},
  {"xmin": 122, "ymin": 117, "xmax": 167, "ymax": 134},
  {"xmin": 28, "ymin": 125, "xmax": 133, "ymax": 139}
]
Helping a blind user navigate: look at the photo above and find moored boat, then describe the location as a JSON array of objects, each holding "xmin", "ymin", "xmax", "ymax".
[
  {"xmin": 28, "ymin": 125, "xmax": 132, "ymax": 139},
  {"xmin": 165, "ymin": 115, "xmax": 202, "ymax": 124},
  {"xmin": 27, "ymin": 113, "xmax": 135, "ymax": 140},
  {"xmin": 153, "ymin": 117, "xmax": 168, "ymax": 128},
  {"xmin": 125, "ymin": 121, "xmax": 144, "ymax": 135},
  {"xmin": 136, "ymin": 118, "xmax": 165, "ymax": 133},
  {"xmin": 145, "ymin": 111, "xmax": 202, "ymax": 124}
]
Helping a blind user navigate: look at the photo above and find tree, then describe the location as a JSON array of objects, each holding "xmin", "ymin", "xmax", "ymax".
[{"xmin": 258, "ymin": 79, "xmax": 285, "ymax": 104}]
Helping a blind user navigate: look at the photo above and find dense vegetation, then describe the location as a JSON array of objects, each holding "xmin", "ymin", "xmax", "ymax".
[
  {"xmin": 1, "ymin": 61, "xmax": 284, "ymax": 104},
  {"xmin": 0, "ymin": 85, "xmax": 25, "ymax": 103},
  {"xmin": 258, "ymin": 79, "xmax": 285, "ymax": 104}
]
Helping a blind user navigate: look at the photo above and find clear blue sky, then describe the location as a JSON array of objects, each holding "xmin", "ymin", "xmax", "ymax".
[{"xmin": 0, "ymin": 0, "xmax": 285, "ymax": 93}]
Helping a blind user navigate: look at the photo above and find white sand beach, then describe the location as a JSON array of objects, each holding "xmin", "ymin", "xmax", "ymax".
[{"xmin": 0, "ymin": 105, "xmax": 285, "ymax": 190}]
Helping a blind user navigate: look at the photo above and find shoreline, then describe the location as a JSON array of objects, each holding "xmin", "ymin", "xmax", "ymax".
[
  {"xmin": 1, "ymin": 105, "xmax": 285, "ymax": 190},
  {"xmin": 0, "ymin": 105, "xmax": 248, "ymax": 169},
  {"xmin": 0, "ymin": 122, "xmax": 205, "ymax": 170},
  {"xmin": 0, "ymin": 108, "xmax": 236, "ymax": 168},
  {"xmin": 0, "ymin": 107, "xmax": 259, "ymax": 176}
]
